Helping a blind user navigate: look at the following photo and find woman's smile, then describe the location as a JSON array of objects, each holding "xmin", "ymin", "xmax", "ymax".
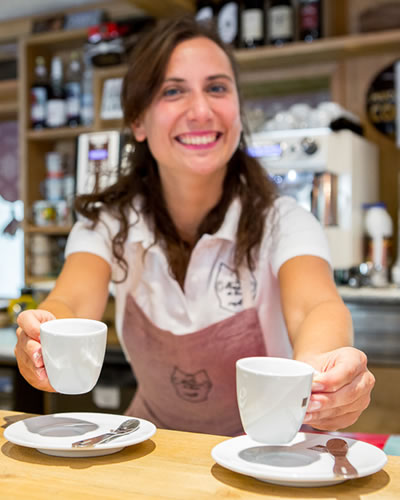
[{"xmin": 175, "ymin": 131, "xmax": 222, "ymax": 149}]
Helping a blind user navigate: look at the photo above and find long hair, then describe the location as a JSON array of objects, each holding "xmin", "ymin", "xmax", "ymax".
[{"xmin": 74, "ymin": 16, "xmax": 277, "ymax": 285}]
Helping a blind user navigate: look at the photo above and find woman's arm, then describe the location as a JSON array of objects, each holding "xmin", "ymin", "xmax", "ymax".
[
  {"xmin": 15, "ymin": 252, "xmax": 111, "ymax": 391},
  {"xmin": 278, "ymin": 255, "xmax": 375, "ymax": 431},
  {"xmin": 39, "ymin": 252, "xmax": 112, "ymax": 320}
]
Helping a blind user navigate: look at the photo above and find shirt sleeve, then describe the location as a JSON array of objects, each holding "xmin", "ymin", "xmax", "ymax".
[
  {"xmin": 64, "ymin": 213, "xmax": 114, "ymax": 265},
  {"xmin": 267, "ymin": 196, "xmax": 332, "ymax": 276}
]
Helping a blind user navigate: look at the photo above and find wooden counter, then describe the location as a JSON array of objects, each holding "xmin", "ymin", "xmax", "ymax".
[{"xmin": 1, "ymin": 410, "xmax": 399, "ymax": 500}]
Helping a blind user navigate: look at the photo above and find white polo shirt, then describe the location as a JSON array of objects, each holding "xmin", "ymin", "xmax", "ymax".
[{"xmin": 65, "ymin": 196, "xmax": 331, "ymax": 358}]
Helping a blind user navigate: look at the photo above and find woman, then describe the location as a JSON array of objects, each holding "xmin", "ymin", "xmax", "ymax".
[{"xmin": 15, "ymin": 16, "xmax": 374, "ymax": 436}]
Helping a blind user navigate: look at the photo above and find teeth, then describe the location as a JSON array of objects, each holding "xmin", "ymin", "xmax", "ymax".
[{"xmin": 179, "ymin": 134, "xmax": 217, "ymax": 145}]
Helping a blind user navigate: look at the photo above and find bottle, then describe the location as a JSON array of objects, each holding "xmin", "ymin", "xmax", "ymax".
[
  {"xmin": 217, "ymin": 1, "xmax": 240, "ymax": 47},
  {"xmin": 195, "ymin": 0, "xmax": 216, "ymax": 24},
  {"xmin": 65, "ymin": 52, "xmax": 81, "ymax": 127},
  {"xmin": 46, "ymin": 56, "xmax": 67, "ymax": 128},
  {"xmin": 80, "ymin": 53, "xmax": 94, "ymax": 126},
  {"xmin": 298, "ymin": 0, "xmax": 322, "ymax": 42},
  {"xmin": 267, "ymin": 0, "xmax": 294, "ymax": 46},
  {"xmin": 364, "ymin": 202, "xmax": 393, "ymax": 288},
  {"xmin": 30, "ymin": 56, "xmax": 49, "ymax": 129},
  {"xmin": 240, "ymin": 0, "xmax": 265, "ymax": 49}
]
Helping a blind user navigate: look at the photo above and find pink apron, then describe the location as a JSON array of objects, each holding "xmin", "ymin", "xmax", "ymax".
[{"xmin": 122, "ymin": 253, "xmax": 267, "ymax": 436}]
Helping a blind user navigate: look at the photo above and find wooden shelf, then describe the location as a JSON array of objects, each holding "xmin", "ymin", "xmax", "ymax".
[
  {"xmin": 85, "ymin": 28, "xmax": 400, "ymax": 87},
  {"xmin": 26, "ymin": 276, "xmax": 56, "ymax": 287},
  {"xmin": 25, "ymin": 224, "xmax": 72, "ymax": 235},
  {"xmin": 26, "ymin": 126, "xmax": 94, "ymax": 141},
  {"xmin": 235, "ymin": 29, "xmax": 400, "ymax": 71},
  {"xmin": 0, "ymin": 79, "xmax": 18, "ymax": 120},
  {"xmin": 24, "ymin": 27, "xmax": 88, "ymax": 48},
  {"xmin": 125, "ymin": 0, "xmax": 194, "ymax": 16}
]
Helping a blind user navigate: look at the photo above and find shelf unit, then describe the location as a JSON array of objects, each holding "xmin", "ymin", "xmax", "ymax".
[{"xmin": 17, "ymin": 4, "xmax": 400, "ymax": 284}]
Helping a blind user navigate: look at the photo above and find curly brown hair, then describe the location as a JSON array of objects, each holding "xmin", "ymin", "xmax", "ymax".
[{"xmin": 74, "ymin": 16, "xmax": 277, "ymax": 285}]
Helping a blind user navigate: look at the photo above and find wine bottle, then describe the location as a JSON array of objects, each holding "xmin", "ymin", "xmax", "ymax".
[
  {"xmin": 217, "ymin": 1, "xmax": 240, "ymax": 47},
  {"xmin": 267, "ymin": 0, "xmax": 294, "ymax": 46},
  {"xmin": 30, "ymin": 56, "xmax": 49, "ymax": 129},
  {"xmin": 240, "ymin": 0, "xmax": 265, "ymax": 49},
  {"xmin": 65, "ymin": 52, "xmax": 81, "ymax": 127},
  {"xmin": 195, "ymin": 0, "xmax": 216, "ymax": 24},
  {"xmin": 46, "ymin": 56, "xmax": 67, "ymax": 128},
  {"xmin": 298, "ymin": 0, "xmax": 322, "ymax": 42}
]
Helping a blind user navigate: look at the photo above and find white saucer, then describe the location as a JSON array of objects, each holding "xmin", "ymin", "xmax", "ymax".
[
  {"xmin": 211, "ymin": 432, "xmax": 387, "ymax": 487},
  {"xmin": 4, "ymin": 412, "xmax": 156, "ymax": 458}
]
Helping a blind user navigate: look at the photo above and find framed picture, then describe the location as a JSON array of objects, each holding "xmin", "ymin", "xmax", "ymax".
[
  {"xmin": 101, "ymin": 78, "xmax": 123, "ymax": 120},
  {"xmin": 76, "ymin": 131, "xmax": 121, "ymax": 196}
]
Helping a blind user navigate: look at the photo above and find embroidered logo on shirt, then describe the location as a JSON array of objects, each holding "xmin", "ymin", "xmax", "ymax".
[
  {"xmin": 215, "ymin": 262, "xmax": 256, "ymax": 312},
  {"xmin": 171, "ymin": 367, "xmax": 212, "ymax": 403}
]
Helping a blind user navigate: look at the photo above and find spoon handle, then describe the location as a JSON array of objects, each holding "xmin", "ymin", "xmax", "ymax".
[
  {"xmin": 333, "ymin": 456, "xmax": 358, "ymax": 477},
  {"xmin": 72, "ymin": 432, "xmax": 115, "ymax": 448}
]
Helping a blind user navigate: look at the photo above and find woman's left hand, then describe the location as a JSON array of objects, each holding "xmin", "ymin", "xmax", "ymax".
[{"xmin": 303, "ymin": 346, "xmax": 375, "ymax": 431}]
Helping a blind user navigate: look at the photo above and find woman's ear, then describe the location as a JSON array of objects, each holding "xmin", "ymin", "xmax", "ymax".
[{"xmin": 131, "ymin": 120, "xmax": 146, "ymax": 142}]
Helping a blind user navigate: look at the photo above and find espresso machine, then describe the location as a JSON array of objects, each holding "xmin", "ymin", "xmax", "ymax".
[{"xmin": 247, "ymin": 128, "xmax": 379, "ymax": 270}]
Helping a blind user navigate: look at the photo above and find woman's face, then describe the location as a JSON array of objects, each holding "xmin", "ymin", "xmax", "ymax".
[{"xmin": 132, "ymin": 37, "xmax": 242, "ymax": 181}]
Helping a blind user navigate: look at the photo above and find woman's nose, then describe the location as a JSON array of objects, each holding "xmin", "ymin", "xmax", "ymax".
[{"xmin": 187, "ymin": 92, "xmax": 213, "ymax": 122}]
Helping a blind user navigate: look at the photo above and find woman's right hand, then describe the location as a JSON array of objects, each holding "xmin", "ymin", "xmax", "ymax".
[{"xmin": 15, "ymin": 309, "xmax": 56, "ymax": 392}]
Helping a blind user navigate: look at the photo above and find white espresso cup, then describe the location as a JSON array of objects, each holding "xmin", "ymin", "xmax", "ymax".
[
  {"xmin": 40, "ymin": 318, "xmax": 107, "ymax": 395},
  {"xmin": 236, "ymin": 357, "xmax": 314, "ymax": 444}
]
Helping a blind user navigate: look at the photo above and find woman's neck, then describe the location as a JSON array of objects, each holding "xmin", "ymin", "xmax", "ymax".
[{"xmin": 160, "ymin": 170, "xmax": 226, "ymax": 245}]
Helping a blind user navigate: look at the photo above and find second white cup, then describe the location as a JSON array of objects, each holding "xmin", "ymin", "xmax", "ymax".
[
  {"xmin": 236, "ymin": 357, "xmax": 314, "ymax": 444},
  {"xmin": 40, "ymin": 318, "xmax": 107, "ymax": 395}
]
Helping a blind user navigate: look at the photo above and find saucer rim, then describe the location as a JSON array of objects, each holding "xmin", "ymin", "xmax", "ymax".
[
  {"xmin": 211, "ymin": 432, "xmax": 388, "ymax": 486},
  {"xmin": 4, "ymin": 411, "xmax": 156, "ymax": 453}
]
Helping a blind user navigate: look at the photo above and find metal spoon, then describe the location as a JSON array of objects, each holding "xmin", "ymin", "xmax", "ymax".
[
  {"xmin": 71, "ymin": 418, "xmax": 140, "ymax": 448},
  {"xmin": 326, "ymin": 438, "xmax": 358, "ymax": 477}
]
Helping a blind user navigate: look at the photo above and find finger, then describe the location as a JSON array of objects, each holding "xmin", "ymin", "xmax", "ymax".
[
  {"xmin": 305, "ymin": 409, "xmax": 364, "ymax": 432},
  {"xmin": 14, "ymin": 346, "xmax": 55, "ymax": 392},
  {"xmin": 17, "ymin": 309, "xmax": 56, "ymax": 341},
  {"xmin": 14, "ymin": 330, "xmax": 55, "ymax": 392},
  {"xmin": 313, "ymin": 349, "xmax": 369, "ymax": 393},
  {"xmin": 305, "ymin": 391, "xmax": 371, "ymax": 424},
  {"xmin": 15, "ymin": 328, "xmax": 42, "ymax": 364},
  {"xmin": 309, "ymin": 369, "xmax": 375, "ymax": 412}
]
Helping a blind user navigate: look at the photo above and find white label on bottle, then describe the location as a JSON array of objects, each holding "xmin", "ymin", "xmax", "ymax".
[
  {"xmin": 242, "ymin": 9, "xmax": 263, "ymax": 42},
  {"xmin": 65, "ymin": 81, "xmax": 81, "ymax": 118},
  {"xmin": 46, "ymin": 99, "xmax": 66, "ymax": 128},
  {"xmin": 218, "ymin": 3, "xmax": 238, "ymax": 44},
  {"xmin": 196, "ymin": 7, "xmax": 213, "ymax": 22},
  {"xmin": 268, "ymin": 6, "xmax": 293, "ymax": 40},
  {"xmin": 31, "ymin": 88, "xmax": 47, "ymax": 122}
]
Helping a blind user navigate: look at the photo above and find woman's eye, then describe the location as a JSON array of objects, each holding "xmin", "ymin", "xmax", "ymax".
[
  {"xmin": 162, "ymin": 87, "xmax": 182, "ymax": 98},
  {"xmin": 208, "ymin": 84, "xmax": 228, "ymax": 94}
]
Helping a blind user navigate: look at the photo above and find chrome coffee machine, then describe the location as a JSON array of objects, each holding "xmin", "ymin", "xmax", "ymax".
[{"xmin": 247, "ymin": 128, "xmax": 379, "ymax": 270}]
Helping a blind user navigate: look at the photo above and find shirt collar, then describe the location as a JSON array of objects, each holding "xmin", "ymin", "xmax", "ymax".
[{"xmin": 127, "ymin": 197, "xmax": 241, "ymax": 248}]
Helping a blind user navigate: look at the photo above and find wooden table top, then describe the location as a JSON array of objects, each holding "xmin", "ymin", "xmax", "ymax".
[{"xmin": 1, "ymin": 410, "xmax": 399, "ymax": 499}]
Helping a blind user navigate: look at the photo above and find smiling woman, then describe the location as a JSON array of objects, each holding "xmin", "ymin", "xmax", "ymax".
[{"xmin": 15, "ymin": 15, "xmax": 374, "ymax": 438}]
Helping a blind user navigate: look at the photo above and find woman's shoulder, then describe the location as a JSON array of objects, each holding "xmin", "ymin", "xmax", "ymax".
[
  {"xmin": 269, "ymin": 195, "xmax": 319, "ymax": 224},
  {"xmin": 73, "ymin": 197, "xmax": 146, "ymax": 238}
]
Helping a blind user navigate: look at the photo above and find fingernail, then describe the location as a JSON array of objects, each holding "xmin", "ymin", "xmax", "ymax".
[
  {"xmin": 303, "ymin": 414, "xmax": 313, "ymax": 423},
  {"xmin": 33, "ymin": 351, "xmax": 43, "ymax": 367},
  {"xmin": 308, "ymin": 400, "xmax": 321, "ymax": 412},
  {"xmin": 312, "ymin": 382, "xmax": 325, "ymax": 391}
]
